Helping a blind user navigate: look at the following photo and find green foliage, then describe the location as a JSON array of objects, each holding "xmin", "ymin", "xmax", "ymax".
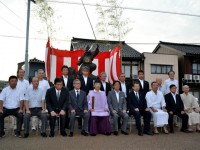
[{"xmin": 96, "ymin": 0, "xmax": 133, "ymax": 41}]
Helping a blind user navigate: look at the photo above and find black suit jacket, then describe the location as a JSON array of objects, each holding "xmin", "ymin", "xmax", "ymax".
[
  {"xmin": 68, "ymin": 90, "xmax": 88, "ymax": 112},
  {"xmin": 127, "ymin": 91, "xmax": 147, "ymax": 114},
  {"xmin": 134, "ymin": 79, "xmax": 149, "ymax": 95},
  {"xmin": 165, "ymin": 93, "xmax": 184, "ymax": 113},
  {"xmin": 119, "ymin": 82, "xmax": 131, "ymax": 97},
  {"xmin": 60, "ymin": 76, "xmax": 74, "ymax": 91},
  {"xmin": 100, "ymin": 81, "xmax": 111, "ymax": 96},
  {"xmin": 79, "ymin": 76, "xmax": 94, "ymax": 95},
  {"xmin": 46, "ymin": 87, "xmax": 69, "ymax": 113}
]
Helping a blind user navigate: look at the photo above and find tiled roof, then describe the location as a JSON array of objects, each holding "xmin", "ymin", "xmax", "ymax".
[
  {"xmin": 70, "ymin": 37, "xmax": 142, "ymax": 59},
  {"xmin": 153, "ymin": 41, "xmax": 200, "ymax": 55}
]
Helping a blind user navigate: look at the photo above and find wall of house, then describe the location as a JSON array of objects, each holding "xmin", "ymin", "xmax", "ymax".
[{"xmin": 143, "ymin": 53, "xmax": 178, "ymax": 88}]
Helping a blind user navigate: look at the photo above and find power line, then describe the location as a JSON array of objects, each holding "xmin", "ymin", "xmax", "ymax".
[
  {"xmin": 47, "ymin": 0, "xmax": 200, "ymax": 18},
  {"xmin": 0, "ymin": 1, "xmax": 25, "ymax": 22},
  {"xmin": 0, "ymin": 15, "xmax": 24, "ymax": 33},
  {"xmin": 1, "ymin": 34, "xmax": 200, "ymax": 45}
]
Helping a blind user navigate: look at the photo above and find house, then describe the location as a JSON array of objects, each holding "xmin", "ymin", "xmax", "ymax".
[
  {"xmin": 143, "ymin": 52, "xmax": 178, "ymax": 87},
  {"xmin": 17, "ymin": 57, "xmax": 45, "ymax": 82},
  {"xmin": 153, "ymin": 41, "xmax": 200, "ymax": 100},
  {"xmin": 70, "ymin": 37, "xmax": 143, "ymax": 79}
]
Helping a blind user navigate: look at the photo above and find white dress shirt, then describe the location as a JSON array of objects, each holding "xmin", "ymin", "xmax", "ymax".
[
  {"xmin": 139, "ymin": 79, "xmax": 144, "ymax": 89},
  {"xmin": 163, "ymin": 78, "xmax": 178, "ymax": 95},
  {"xmin": 63, "ymin": 75, "xmax": 68, "ymax": 87},
  {"xmin": 102, "ymin": 81, "xmax": 106, "ymax": 91},
  {"xmin": 83, "ymin": 76, "xmax": 88, "ymax": 86},
  {"xmin": 114, "ymin": 90, "xmax": 120, "ymax": 103},
  {"xmin": 120, "ymin": 82, "xmax": 127, "ymax": 97},
  {"xmin": 171, "ymin": 92, "xmax": 176, "ymax": 103},
  {"xmin": 17, "ymin": 78, "xmax": 29, "ymax": 95},
  {"xmin": 74, "ymin": 89, "xmax": 80, "ymax": 96},
  {"xmin": 25, "ymin": 86, "xmax": 45, "ymax": 108},
  {"xmin": 0, "ymin": 86, "xmax": 24, "ymax": 109}
]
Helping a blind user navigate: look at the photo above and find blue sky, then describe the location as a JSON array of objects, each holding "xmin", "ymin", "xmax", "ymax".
[{"xmin": 0, "ymin": 0, "xmax": 200, "ymax": 80}]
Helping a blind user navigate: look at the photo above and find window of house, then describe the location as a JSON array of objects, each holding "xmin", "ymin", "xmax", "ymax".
[
  {"xmin": 151, "ymin": 64, "xmax": 173, "ymax": 74},
  {"xmin": 192, "ymin": 63, "xmax": 200, "ymax": 74},
  {"xmin": 122, "ymin": 65, "xmax": 131, "ymax": 77}
]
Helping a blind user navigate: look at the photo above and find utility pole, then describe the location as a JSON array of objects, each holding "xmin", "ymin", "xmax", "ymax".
[{"xmin": 24, "ymin": 0, "xmax": 35, "ymax": 79}]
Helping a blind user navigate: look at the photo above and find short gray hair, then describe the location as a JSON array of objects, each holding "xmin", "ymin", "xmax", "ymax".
[
  {"xmin": 73, "ymin": 79, "xmax": 81, "ymax": 84},
  {"xmin": 37, "ymin": 69, "xmax": 44, "ymax": 74},
  {"xmin": 100, "ymin": 72, "xmax": 107, "ymax": 77}
]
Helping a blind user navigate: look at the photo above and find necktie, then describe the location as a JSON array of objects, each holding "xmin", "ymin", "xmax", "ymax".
[
  {"xmin": 136, "ymin": 92, "xmax": 139, "ymax": 102},
  {"xmin": 76, "ymin": 90, "xmax": 80, "ymax": 101},
  {"xmin": 57, "ymin": 90, "xmax": 60, "ymax": 101}
]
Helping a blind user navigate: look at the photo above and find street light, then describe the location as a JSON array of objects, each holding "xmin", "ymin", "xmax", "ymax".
[{"xmin": 24, "ymin": 0, "xmax": 36, "ymax": 79}]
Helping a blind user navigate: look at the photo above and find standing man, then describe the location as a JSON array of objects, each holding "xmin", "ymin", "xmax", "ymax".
[
  {"xmin": 127, "ymin": 82, "xmax": 152, "ymax": 136},
  {"xmin": 99, "ymin": 72, "xmax": 111, "ymax": 96},
  {"xmin": 46, "ymin": 78, "xmax": 69, "ymax": 137},
  {"xmin": 135, "ymin": 70, "xmax": 149, "ymax": 95},
  {"xmin": 146, "ymin": 82, "xmax": 169, "ymax": 134},
  {"xmin": 0, "ymin": 76, "xmax": 24, "ymax": 138},
  {"xmin": 79, "ymin": 66, "xmax": 94, "ymax": 95},
  {"xmin": 163, "ymin": 70, "xmax": 178, "ymax": 95},
  {"xmin": 108, "ymin": 81, "xmax": 129, "ymax": 136},
  {"xmin": 156, "ymin": 77, "xmax": 164, "ymax": 94},
  {"xmin": 60, "ymin": 65, "xmax": 73, "ymax": 91},
  {"xmin": 119, "ymin": 73, "xmax": 130, "ymax": 98},
  {"xmin": 165, "ymin": 84, "xmax": 189, "ymax": 133},
  {"xmin": 23, "ymin": 77, "xmax": 48, "ymax": 138},
  {"xmin": 68, "ymin": 79, "xmax": 90, "ymax": 137},
  {"xmin": 17, "ymin": 69, "xmax": 29, "ymax": 96},
  {"xmin": 37, "ymin": 69, "xmax": 50, "ymax": 94}
]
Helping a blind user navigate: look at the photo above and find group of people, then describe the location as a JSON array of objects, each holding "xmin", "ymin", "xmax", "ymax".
[{"xmin": 0, "ymin": 66, "xmax": 200, "ymax": 138}]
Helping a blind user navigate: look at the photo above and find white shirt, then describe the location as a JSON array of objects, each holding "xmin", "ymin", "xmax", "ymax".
[
  {"xmin": 74, "ymin": 89, "xmax": 80, "ymax": 96},
  {"xmin": 163, "ymin": 78, "xmax": 178, "ymax": 95},
  {"xmin": 25, "ymin": 86, "xmax": 45, "ymax": 108},
  {"xmin": 114, "ymin": 90, "xmax": 120, "ymax": 103},
  {"xmin": 146, "ymin": 90, "xmax": 166, "ymax": 109},
  {"xmin": 102, "ymin": 81, "xmax": 106, "ymax": 91},
  {"xmin": 171, "ymin": 92, "xmax": 176, "ymax": 103},
  {"xmin": 83, "ymin": 76, "xmax": 88, "ymax": 86},
  {"xmin": 63, "ymin": 75, "xmax": 68, "ymax": 87},
  {"xmin": 139, "ymin": 79, "xmax": 144, "ymax": 89},
  {"xmin": 17, "ymin": 79, "xmax": 29, "ymax": 95},
  {"xmin": 0, "ymin": 86, "xmax": 24, "ymax": 109},
  {"xmin": 134, "ymin": 91, "xmax": 139, "ymax": 99},
  {"xmin": 120, "ymin": 82, "xmax": 127, "ymax": 97}
]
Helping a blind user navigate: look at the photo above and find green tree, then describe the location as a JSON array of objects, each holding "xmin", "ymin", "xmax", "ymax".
[{"xmin": 96, "ymin": 0, "xmax": 132, "ymax": 41}]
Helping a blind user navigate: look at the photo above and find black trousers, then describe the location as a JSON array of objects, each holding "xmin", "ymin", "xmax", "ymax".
[
  {"xmin": 168, "ymin": 110, "xmax": 188, "ymax": 131},
  {"xmin": 49, "ymin": 111, "xmax": 66, "ymax": 133},
  {"xmin": 129, "ymin": 110, "xmax": 151, "ymax": 133},
  {"xmin": 0, "ymin": 108, "xmax": 23, "ymax": 133}
]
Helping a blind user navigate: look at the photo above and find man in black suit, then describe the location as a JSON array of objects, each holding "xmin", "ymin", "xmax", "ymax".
[
  {"xmin": 79, "ymin": 66, "xmax": 94, "ymax": 95},
  {"xmin": 60, "ymin": 65, "xmax": 74, "ymax": 129},
  {"xmin": 135, "ymin": 70, "xmax": 149, "ymax": 95},
  {"xmin": 99, "ymin": 72, "xmax": 111, "ymax": 96},
  {"xmin": 68, "ymin": 79, "xmax": 90, "ymax": 137},
  {"xmin": 46, "ymin": 78, "xmax": 69, "ymax": 137},
  {"xmin": 165, "ymin": 84, "xmax": 189, "ymax": 133},
  {"xmin": 60, "ymin": 65, "xmax": 73, "ymax": 91},
  {"xmin": 119, "ymin": 73, "xmax": 130, "ymax": 98},
  {"xmin": 127, "ymin": 82, "xmax": 152, "ymax": 136}
]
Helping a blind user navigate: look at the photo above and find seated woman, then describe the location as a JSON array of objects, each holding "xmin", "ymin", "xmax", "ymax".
[{"xmin": 88, "ymin": 80, "xmax": 112, "ymax": 136}]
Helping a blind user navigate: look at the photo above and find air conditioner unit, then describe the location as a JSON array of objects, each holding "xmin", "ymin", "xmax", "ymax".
[
  {"xmin": 193, "ymin": 75, "xmax": 200, "ymax": 81},
  {"xmin": 184, "ymin": 74, "xmax": 192, "ymax": 80}
]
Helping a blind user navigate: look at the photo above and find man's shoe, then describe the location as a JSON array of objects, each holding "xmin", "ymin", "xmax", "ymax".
[
  {"xmin": 121, "ymin": 131, "xmax": 128, "ymax": 135},
  {"xmin": 181, "ymin": 129, "xmax": 192, "ymax": 133},
  {"xmin": 143, "ymin": 131, "xmax": 153, "ymax": 136},
  {"xmin": 49, "ymin": 131, "xmax": 54, "ymax": 137},
  {"xmin": 138, "ymin": 130, "xmax": 143, "ymax": 136},
  {"xmin": 0, "ymin": 132, "xmax": 5, "ymax": 138},
  {"xmin": 41, "ymin": 132, "xmax": 47, "ymax": 137},
  {"xmin": 105, "ymin": 132, "xmax": 111, "ymax": 136},
  {"xmin": 170, "ymin": 130, "xmax": 174, "ymax": 133},
  {"xmin": 23, "ymin": 133, "xmax": 29, "ymax": 138},
  {"xmin": 114, "ymin": 131, "xmax": 118, "ymax": 136},
  {"xmin": 69, "ymin": 132, "xmax": 73, "ymax": 137},
  {"xmin": 15, "ymin": 131, "xmax": 22, "ymax": 138},
  {"xmin": 61, "ymin": 131, "xmax": 67, "ymax": 137},
  {"xmin": 81, "ymin": 130, "xmax": 88, "ymax": 136}
]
